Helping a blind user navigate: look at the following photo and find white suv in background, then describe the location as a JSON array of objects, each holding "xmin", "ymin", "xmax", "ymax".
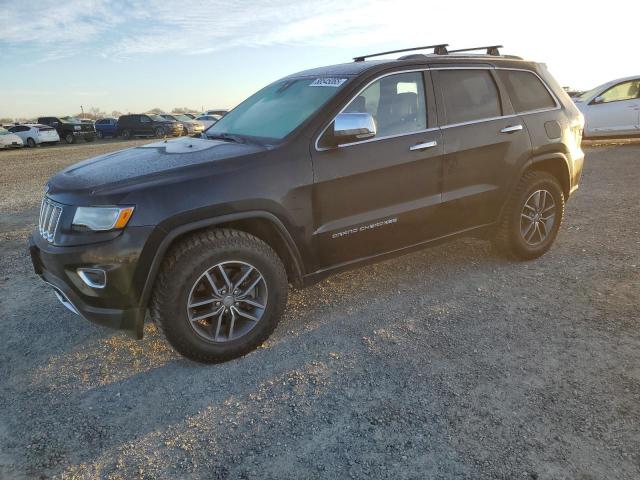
[
  {"xmin": 574, "ymin": 76, "xmax": 640, "ymax": 138},
  {"xmin": 8, "ymin": 124, "xmax": 60, "ymax": 147}
]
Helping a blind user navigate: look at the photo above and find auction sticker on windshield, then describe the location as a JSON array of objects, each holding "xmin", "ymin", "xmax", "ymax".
[{"xmin": 310, "ymin": 78, "xmax": 348, "ymax": 87}]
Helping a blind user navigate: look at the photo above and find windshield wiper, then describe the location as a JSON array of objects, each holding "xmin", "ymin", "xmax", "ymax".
[{"xmin": 204, "ymin": 132, "xmax": 245, "ymax": 144}]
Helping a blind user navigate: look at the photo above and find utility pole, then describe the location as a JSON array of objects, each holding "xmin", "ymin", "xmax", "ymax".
[{"xmin": 80, "ymin": 105, "xmax": 84, "ymax": 118}]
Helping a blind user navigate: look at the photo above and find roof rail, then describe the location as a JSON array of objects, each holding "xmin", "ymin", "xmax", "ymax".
[
  {"xmin": 448, "ymin": 45, "xmax": 503, "ymax": 56},
  {"xmin": 353, "ymin": 44, "xmax": 449, "ymax": 62}
]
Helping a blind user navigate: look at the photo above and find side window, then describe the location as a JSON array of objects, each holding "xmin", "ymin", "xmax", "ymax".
[
  {"xmin": 140, "ymin": 115, "xmax": 150, "ymax": 123},
  {"xmin": 498, "ymin": 70, "xmax": 556, "ymax": 113},
  {"xmin": 597, "ymin": 80, "xmax": 640, "ymax": 104},
  {"xmin": 95, "ymin": 119, "xmax": 104, "ymax": 125},
  {"xmin": 342, "ymin": 71, "xmax": 427, "ymax": 137},
  {"xmin": 439, "ymin": 70, "xmax": 502, "ymax": 124}
]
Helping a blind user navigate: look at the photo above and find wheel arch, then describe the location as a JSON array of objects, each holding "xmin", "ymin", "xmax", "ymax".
[
  {"xmin": 139, "ymin": 211, "xmax": 305, "ymax": 312},
  {"xmin": 523, "ymin": 152, "xmax": 572, "ymax": 198}
]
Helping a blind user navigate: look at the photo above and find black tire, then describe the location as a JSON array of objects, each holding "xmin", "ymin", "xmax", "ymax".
[
  {"xmin": 183, "ymin": 127, "xmax": 189, "ymax": 136},
  {"xmin": 493, "ymin": 170, "xmax": 565, "ymax": 260},
  {"xmin": 26, "ymin": 137, "xmax": 36, "ymax": 148},
  {"xmin": 154, "ymin": 127, "xmax": 165, "ymax": 138},
  {"xmin": 121, "ymin": 129, "xmax": 131, "ymax": 140},
  {"xmin": 97, "ymin": 130, "xmax": 103, "ymax": 139},
  {"xmin": 150, "ymin": 228, "xmax": 289, "ymax": 363},
  {"xmin": 64, "ymin": 133, "xmax": 75, "ymax": 144}
]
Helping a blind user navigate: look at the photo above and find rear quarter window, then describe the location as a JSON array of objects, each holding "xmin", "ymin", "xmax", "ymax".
[
  {"xmin": 498, "ymin": 70, "xmax": 557, "ymax": 113},
  {"xmin": 438, "ymin": 70, "xmax": 502, "ymax": 124}
]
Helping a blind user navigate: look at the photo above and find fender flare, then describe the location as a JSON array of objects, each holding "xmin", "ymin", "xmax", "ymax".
[
  {"xmin": 138, "ymin": 210, "xmax": 305, "ymax": 312},
  {"xmin": 498, "ymin": 151, "xmax": 572, "ymax": 221}
]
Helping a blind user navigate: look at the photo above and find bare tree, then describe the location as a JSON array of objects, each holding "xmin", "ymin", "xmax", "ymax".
[
  {"xmin": 111, "ymin": 110, "xmax": 123, "ymax": 118},
  {"xmin": 171, "ymin": 107, "xmax": 197, "ymax": 114},
  {"xmin": 146, "ymin": 108, "xmax": 165, "ymax": 115}
]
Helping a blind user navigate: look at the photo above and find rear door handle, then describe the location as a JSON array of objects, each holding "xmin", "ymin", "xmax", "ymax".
[
  {"xmin": 409, "ymin": 140, "xmax": 438, "ymax": 151},
  {"xmin": 500, "ymin": 125, "xmax": 523, "ymax": 134}
]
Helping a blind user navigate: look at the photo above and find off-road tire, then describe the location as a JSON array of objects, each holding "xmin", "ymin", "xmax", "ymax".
[
  {"xmin": 64, "ymin": 133, "xmax": 75, "ymax": 144},
  {"xmin": 150, "ymin": 228, "xmax": 289, "ymax": 363},
  {"xmin": 493, "ymin": 170, "xmax": 565, "ymax": 260}
]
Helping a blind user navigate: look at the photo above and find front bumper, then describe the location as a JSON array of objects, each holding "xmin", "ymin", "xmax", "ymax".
[{"xmin": 28, "ymin": 226, "xmax": 156, "ymax": 339}]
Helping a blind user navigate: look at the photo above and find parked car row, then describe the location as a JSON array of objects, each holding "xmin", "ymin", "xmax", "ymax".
[{"xmin": 1, "ymin": 110, "xmax": 229, "ymax": 148}]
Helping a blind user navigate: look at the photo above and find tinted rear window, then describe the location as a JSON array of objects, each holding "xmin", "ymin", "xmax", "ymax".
[
  {"xmin": 439, "ymin": 70, "xmax": 502, "ymax": 124},
  {"xmin": 498, "ymin": 70, "xmax": 556, "ymax": 113}
]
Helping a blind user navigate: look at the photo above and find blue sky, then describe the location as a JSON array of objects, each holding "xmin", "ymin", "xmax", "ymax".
[{"xmin": 0, "ymin": 0, "xmax": 638, "ymax": 118}]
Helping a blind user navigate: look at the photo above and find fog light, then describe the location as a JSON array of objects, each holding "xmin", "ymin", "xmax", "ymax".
[{"xmin": 77, "ymin": 268, "xmax": 107, "ymax": 289}]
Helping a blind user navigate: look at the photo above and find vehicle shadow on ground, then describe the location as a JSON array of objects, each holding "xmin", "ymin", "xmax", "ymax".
[{"xmin": 10, "ymin": 234, "xmax": 514, "ymax": 475}]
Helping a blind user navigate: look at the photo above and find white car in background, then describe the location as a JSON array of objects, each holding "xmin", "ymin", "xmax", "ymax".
[
  {"xmin": 573, "ymin": 76, "xmax": 640, "ymax": 138},
  {"xmin": 195, "ymin": 114, "xmax": 223, "ymax": 130},
  {"xmin": 8, "ymin": 124, "xmax": 60, "ymax": 147},
  {"xmin": 0, "ymin": 127, "xmax": 24, "ymax": 149}
]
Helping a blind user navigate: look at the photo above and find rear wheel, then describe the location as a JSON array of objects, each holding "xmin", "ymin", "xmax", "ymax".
[
  {"xmin": 121, "ymin": 129, "xmax": 131, "ymax": 140},
  {"xmin": 151, "ymin": 229, "xmax": 289, "ymax": 363},
  {"xmin": 154, "ymin": 127, "xmax": 165, "ymax": 138},
  {"xmin": 26, "ymin": 137, "xmax": 36, "ymax": 148},
  {"xmin": 493, "ymin": 170, "xmax": 565, "ymax": 260},
  {"xmin": 64, "ymin": 133, "xmax": 75, "ymax": 144}
]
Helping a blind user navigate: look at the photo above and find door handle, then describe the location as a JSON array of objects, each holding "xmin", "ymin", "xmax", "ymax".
[
  {"xmin": 409, "ymin": 140, "xmax": 438, "ymax": 151},
  {"xmin": 500, "ymin": 125, "xmax": 523, "ymax": 134}
]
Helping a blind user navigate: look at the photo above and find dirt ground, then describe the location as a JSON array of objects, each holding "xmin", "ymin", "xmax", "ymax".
[{"xmin": 0, "ymin": 139, "xmax": 638, "ymax": 479}]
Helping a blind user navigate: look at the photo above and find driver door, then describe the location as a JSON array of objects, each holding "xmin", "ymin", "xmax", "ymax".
[
  {"xmin": 587, "ymin": 79, "xmax": 640, "ymax": 136},
  {"xmin": 310, "ymin": 70, "xmax": 444, "ymax": 269}
]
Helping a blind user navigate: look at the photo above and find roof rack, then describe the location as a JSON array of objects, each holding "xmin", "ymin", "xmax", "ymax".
[
  {"xmin": 353, "ymin": 44, "xmax": 449, "ymax": 62},
  {"xmin": 448, "ymin": 45, "xmax": 503, "ymax": 56}
]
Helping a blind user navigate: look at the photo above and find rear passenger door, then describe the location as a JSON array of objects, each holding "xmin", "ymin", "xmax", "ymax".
[{"xmin": 433, "ymin": 67, "xmax": 531, "ymax": 231}]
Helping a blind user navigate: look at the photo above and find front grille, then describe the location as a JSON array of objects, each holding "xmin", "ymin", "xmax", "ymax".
[{"xmin": 39, "ymin": 197, "xmax": 63, "ymax": 243}]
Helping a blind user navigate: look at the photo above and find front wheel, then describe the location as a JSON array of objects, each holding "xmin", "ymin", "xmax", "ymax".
[
  {"xmin": 493, "ymin": 171, "xmax": 565, "ymax": 260},
  {"xmin": 26, "ymin": 137, "xmax": 36, "ymax": 148},
  {"xmin": 96, "ymin": 130, "xmax": 103, "ymax": 139},
  {"xmin": 121, "ymin": 129, "xmax": 131, "ymax": 140},
  {"xmin": 64, "ymin": 133, "xmax": 75, "ymax": 144},
  {"xmin": 151, "ymin": 229, "xmax": 289, "ymax": 363}
]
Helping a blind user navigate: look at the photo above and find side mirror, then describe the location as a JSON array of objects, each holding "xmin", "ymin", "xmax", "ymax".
[
  {"xmin": 592, "ymin": 95, "xmax": 605, "ymax": 105},
  {"xmin": 329, "ymin": 112, "xmax": 376, "ymax": 146}
]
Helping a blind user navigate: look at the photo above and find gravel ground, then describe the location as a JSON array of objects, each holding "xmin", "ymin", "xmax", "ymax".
[{"xmin": 0, "ymin": 140, "xmax": 639, "ymax": 479}]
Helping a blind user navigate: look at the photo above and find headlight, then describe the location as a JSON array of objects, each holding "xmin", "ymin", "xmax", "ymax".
[{"xmin": 72, "ymin": 206, "xmax": 134, "ymax": 231}]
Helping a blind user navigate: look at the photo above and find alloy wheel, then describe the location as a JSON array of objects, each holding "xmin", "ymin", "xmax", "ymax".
[
  {"xmin": 186, "ymin": 261, "xmax": 268, "ymax": 343},
  {"xmin": 520, "ymin": 189, "xmax": 556, "ymax": 245}
]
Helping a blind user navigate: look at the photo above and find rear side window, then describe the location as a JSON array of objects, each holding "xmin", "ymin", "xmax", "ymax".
[
  {"xmin": 438, "ymin": 70, "xmax": 501, "ymax": 124},
  {"xmin": 498, "ymin": 70, "xmax": 556, "ymax": 113}
]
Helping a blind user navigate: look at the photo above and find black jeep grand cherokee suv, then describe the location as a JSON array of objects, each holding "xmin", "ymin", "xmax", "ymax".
[{"xmin": 29, "ymin": 46, "xmax": 584, "ymax": 362}]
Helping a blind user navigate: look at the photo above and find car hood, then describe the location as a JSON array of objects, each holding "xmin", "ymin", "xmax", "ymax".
[{"xmin": 48, "ymin": 136, "xmax": 266, "ymax": 193}]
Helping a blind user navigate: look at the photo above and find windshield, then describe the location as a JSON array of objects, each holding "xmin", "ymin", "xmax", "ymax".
[
  {"xmin": 575, "ymin": 86, "xmax": 602, "ymax": 102},
  {"xmin": 172, "ymin": 114, "xmax": 192, "ymax": 122},
  {"xmin": 0, "ymin": 128, "xmax": 9, "ymax": 135},
  {"xmin": 206, "ymin": 76, "xmax": 350, "ymax": 141},
  {"xmin": 148, "ymin": 114, "xmax": 167, "ymax": 122},
  {"xmin": 60, "ymin": 117, "xmax": 80, "ymax": 124}
]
